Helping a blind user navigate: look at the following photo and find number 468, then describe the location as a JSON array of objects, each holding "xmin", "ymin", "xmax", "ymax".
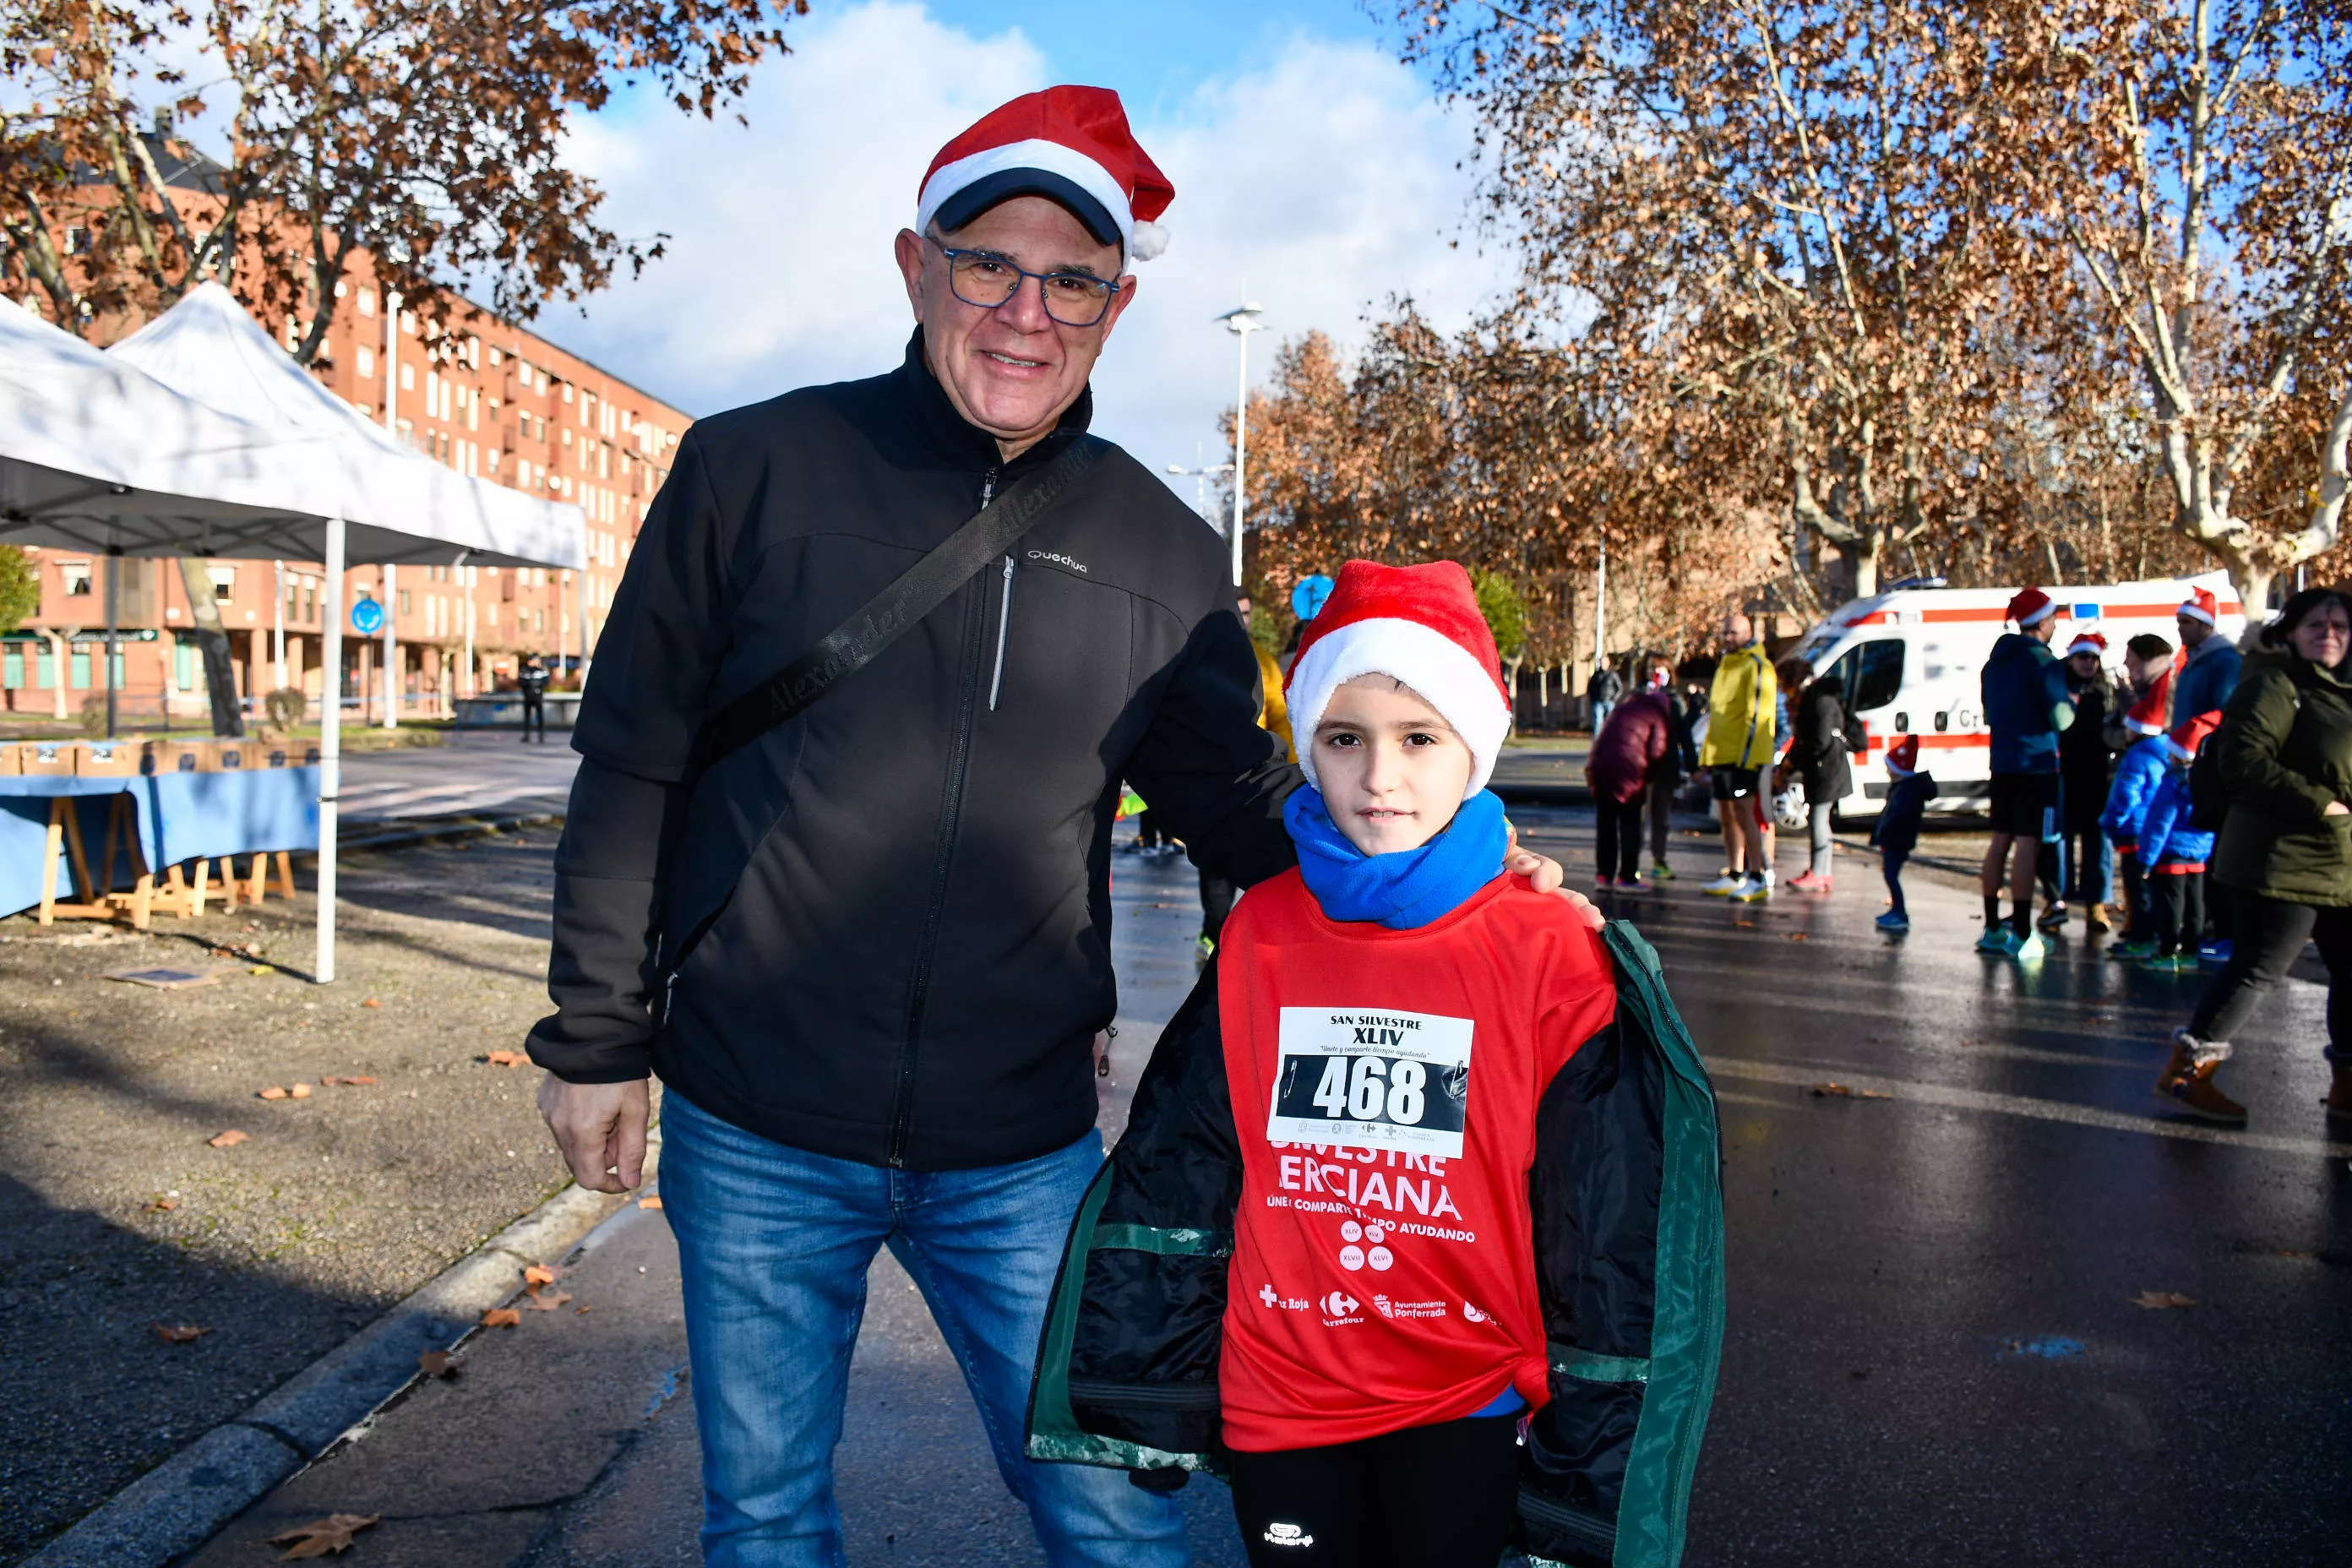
[{"xmin": 1311, "ymin": 1055, "xmax": 1426, "ymax": 1125}]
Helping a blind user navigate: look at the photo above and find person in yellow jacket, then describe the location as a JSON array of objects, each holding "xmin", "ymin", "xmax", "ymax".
[
  {"xmin": 1701, "ymin": 612, "xmax": 1778, "ymax": 901},
  {"xmin": 1198, "ymin": 593, "xmax": 1292, "ymax": 957}
]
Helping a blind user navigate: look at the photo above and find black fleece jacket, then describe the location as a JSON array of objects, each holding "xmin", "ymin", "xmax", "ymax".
[{"xmin": 526, "ymin": 333, "xmax": 1299, "ymax": 1169}]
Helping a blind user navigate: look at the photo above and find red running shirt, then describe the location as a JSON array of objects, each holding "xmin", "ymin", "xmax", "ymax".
[{"xmin": 1215, "ymin": 868, "xmax": 1617, "ymax": 1452}]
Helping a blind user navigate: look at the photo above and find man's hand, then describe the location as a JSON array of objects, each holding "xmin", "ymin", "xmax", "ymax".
[
  {"xmin": 1504, "ymin": 821, "xmax": 1603, "ymax": 931},
  {"xmin": 537, "ymin": 1074, "xmax": 651, "ymax": 1194}
]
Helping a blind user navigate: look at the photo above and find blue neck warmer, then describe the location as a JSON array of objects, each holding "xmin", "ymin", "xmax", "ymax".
[{"xmin": 1283, "ymin": 786, "xmax": 1510, "ymax": 929}]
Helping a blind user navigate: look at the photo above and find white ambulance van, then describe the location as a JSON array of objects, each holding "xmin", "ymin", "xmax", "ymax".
[{"xmin": 1785, "ymin": 569, "xmax": 2248, "ymax": 819}]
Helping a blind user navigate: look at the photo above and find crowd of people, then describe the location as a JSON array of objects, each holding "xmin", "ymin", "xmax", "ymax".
[{"xmin": 1584, "ymin": 583, "xmax": 2352, "ymax": 1134}]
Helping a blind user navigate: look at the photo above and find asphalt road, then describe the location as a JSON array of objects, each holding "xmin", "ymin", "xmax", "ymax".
[
  {"xmin": 338, "ymin": 732, "xmax": 580, "ymax": 825},
  {"xmin": 169, "ymin": 814, "xmax": 2352, "ymax": 1565}
]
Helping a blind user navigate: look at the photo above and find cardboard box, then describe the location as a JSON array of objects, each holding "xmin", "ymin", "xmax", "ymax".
[
  {"xmin": 19, "ymin": 741, "xmax": 74, "ymax": 776},
  {"xmin": 149, "ymin": 739, "xmax": 210, "ymax": 775},
  {"xmin": 213, "ymin": 741, "xmax": 248, "ymax": 771},
  {"xmin": 0, "ymin": 745, "xmax": 18, "ymax": 776},
  {"xmin": 260, "ymin": 744, "xmax": 320, "ymax": 768},
  {"xmin": 76, "ymin": 740, "xmax": 143, "ymax": 776}
]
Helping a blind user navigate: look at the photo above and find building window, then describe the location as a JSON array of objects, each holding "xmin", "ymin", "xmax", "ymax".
[
  {"xmin": 401, "ymin": 362, "xmax": 415, "ymax": 390},
  {"xmin": 71, "ymin": 651, "xmax": 91, "ymax": 689},
  {"xmin": 209, "ymin": 565, "xmax": 236, "ymax": 602},
  {"xmin": 175, "ymin": 640, "xmax": 196, "ymax": 690},
  {"xmin": 357, "ymin": 346, "xmax": 374, "ymax": 378},
  {"xmin": 359, "ymin": 288, "xmax": 377, "ymax": 317},
  {"xmin": 68, "ymin": 226, "xmax": 92, "ymax": 254},
  {"xmin": 399, "ymin": 589, "xmax": 411, "ymax": 615},
  {"xmin": 61, "ymin": 562, "xmax": 93, "ymax": 596},
  {"xmin": 400, "ymin": 310, "xmax": 417, "ymax": 335},
  {"xmin": 3, "ymin": 649, "xmax": 20, "ymax": 690},
  {"xmin": 36, "ymin": 647, "xmax": 56, "ymax": 688}
]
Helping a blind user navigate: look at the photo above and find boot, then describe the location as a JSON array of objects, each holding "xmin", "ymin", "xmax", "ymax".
[
  {"xmin": 2154, "ymin": 1032, "xmax": 2246, "ymax": 1124},
  {"xmin": 2326, "ymin": 1052, "xmax": 2352, "ymax": 1124},
  {"xmin": 2087, "ymin": 902, "xmax": 2114, "ymax": 933}
]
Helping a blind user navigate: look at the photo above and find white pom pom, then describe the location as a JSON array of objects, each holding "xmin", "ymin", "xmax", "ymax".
[{"xmin": 1129, "ymin": 220, "xmax": 1169, "ymax": 262}]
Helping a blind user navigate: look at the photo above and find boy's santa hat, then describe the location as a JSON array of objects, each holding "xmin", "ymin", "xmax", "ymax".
[
  {"xmin": 2007, "ymin": 587, "xmax": 2059, "ymax": 627},
  {"xmin": 1285, "ymin": 559, "xmax": 1511, "ymax": 802},
  {"xmin": 917, "ymin": 86, "xmax": 1174, "ymax": 262},
  {"xmin": 2122, "ymin": 667, "xmax": 2175, "ymax": 736},
  {"xmin": 1885, "ymin": 735, "xmax": 1921, "ymax": 777},
  {"xmin": 2178, "ymin": 585, "xmax": 2219, "ymax": 626},
  {"xmin": 2165, "ymin": 710, "xmax": 2222, "ymax": 762},
  {"xmin": 2066, "ymin": 630, "xmax": 2108, "ymax": 658}
]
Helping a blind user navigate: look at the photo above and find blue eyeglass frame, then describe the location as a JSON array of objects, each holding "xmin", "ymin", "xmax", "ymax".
[{"xmin": 925, "ymin": 235, "xmax": 1126, "ymax": 328}]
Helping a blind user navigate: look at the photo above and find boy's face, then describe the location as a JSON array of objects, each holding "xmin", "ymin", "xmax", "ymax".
[{"xmin": 1313, "ymin": 675, "xmax": 1475, "ymax": 857}]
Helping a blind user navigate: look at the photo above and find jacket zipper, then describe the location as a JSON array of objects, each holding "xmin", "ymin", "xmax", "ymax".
[
  {"xmin": 887, "ymin": 465, "xmax": 998, "ymax": 1168},
  {"xmin": 988, "ymin": 554, "xmax": 1015, "ymax": 712}
]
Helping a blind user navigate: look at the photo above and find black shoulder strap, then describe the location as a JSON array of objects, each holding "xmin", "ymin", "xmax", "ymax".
[{"xmin": 694, "ymin": 434, "xmax": 1106, "ymax": 771}]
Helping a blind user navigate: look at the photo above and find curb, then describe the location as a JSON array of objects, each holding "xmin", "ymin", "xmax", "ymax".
[
  {"xmin": 24, "ymin": 1132, "xmax": 662, "ymax": 1568},
  {"xmin": 341, "ymin": 810, "xmax": 563, "ymax": 856}
]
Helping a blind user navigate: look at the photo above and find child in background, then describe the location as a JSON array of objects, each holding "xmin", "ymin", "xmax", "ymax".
[
  {"xmin": 2132, "ymin": 714, "xmax": 2222, "ymax": 972},
  {"xmin": 2100, "ymin": 681, "xmax": 2176, "ymax": 959},
  {"xmin": 1870, "ymin": 736, "xmax": 1936, "ymax": 932},
  {"xmin": 1026, "ymin": 560, "xmax": 1724, "ymax": 1568}
]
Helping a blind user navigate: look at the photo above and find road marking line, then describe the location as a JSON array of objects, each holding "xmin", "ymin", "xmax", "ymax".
[{"xmin": 1704, "ymin": 1055, "xmax": 2352, "ymax": 1158}]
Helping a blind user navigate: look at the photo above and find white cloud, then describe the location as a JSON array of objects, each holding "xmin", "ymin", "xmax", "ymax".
[{"xmin": 557, "ymin": 3, "xmax": 1518, "ymax": 503}]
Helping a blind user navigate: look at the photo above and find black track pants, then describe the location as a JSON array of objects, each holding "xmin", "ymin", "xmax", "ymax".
[
  {"xmin": 1595, "ymin": 795, "xmax": 1644, "ymax": 881},
  {"xmin": 2191, "ymin": 893, "xmax": 2352, "ymax": 1048},
  {"xmin": 1227, "ymin": 1413, "xmax": 1522, "ymax": 1568}
]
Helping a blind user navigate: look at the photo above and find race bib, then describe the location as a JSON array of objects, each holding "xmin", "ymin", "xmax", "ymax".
[{"xmin": 1266, "ymin": 1007, "xmax": 1473, "ymax": 1158}]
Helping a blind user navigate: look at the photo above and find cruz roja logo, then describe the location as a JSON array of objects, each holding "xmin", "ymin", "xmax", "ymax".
[
  {"xmin": 1262, "ymin": 1522, "xmax": 1314, "ymax": 1549},
  {"xmin": 1257, "ymin": 1282, "xmax": 1309, "ymax": 1310}
]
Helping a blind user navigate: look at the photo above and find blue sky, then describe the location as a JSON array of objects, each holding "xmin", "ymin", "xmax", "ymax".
[{"xmin": 555, "ymin": 1, "xmax": 1515, "ymax": 505}]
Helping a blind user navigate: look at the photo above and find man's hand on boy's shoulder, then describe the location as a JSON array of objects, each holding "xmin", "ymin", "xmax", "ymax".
[{"xmin": 1503, "ymin": 824, "xmax": 1603, "ymax": 931}]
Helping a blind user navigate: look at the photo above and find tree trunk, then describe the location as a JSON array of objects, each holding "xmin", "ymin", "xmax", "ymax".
[
  {"xmin": 1827, "ymin": 535, "xmax": 1881, "ymax": 602},
  {"xmin": 176, "ymin": 558, "xmax": 247, "ymax": 737}
]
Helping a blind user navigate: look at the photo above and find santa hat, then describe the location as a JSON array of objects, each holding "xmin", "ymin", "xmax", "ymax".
[
  {"xmin": 1284, "ymin": 559, "xmax": 1511, "ymax": 801},
  {"xmin": 2165, "ymin": 710, "xmax": 2222, "ymax": 762},
  {"xmin": 2007, "ymin": 587, "xmax": 2059, "ymax": 627},
  {"xmin": 2178, "ymin": 585, "xmax": 2219, "ymax": 626},
  {"xmin": 2122, "ymin": 666, "xmax": 2175, "ymax": 736},
  {"xmin": 917, "ymin": 86, "xmax": 1174, "ymax": 262},
  {"xmin": 2066, "ymin": 630, "xmax": 2108, "ymax": 658},
  {"xmin": 1885, "ymin": 735, "xmax": 1921, "ymax": 777}
]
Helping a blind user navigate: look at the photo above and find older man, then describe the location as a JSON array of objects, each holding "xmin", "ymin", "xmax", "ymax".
[{"xmin": 525, "ymin": 88, "xmax": 1576, "ymax": 1568}]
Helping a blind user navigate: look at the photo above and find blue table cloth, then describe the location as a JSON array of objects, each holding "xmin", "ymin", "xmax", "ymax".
[{"xmin": 0, "ymin": 768, "xmax": 319, "ymax": 917}]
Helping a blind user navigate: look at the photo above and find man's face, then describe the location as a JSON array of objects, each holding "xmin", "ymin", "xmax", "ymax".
[
  {"xmin": 1718, "ymin": 613, "xmax": 1750, "ymax": 652},
  {"xmin": 2177, "ymin": 613, "xmax": 2212, "ymax": 648},
  {"xmin": 894, "ymin": 196, "xmax": 1135, "ymax": 458},
  {"xmin": 1236, "ymin": 595, "xmax": 1253, "ymax": 629},
  {"xmin": 2027, "ymin": 614, "xmax": 2060, "ymax": 644}
]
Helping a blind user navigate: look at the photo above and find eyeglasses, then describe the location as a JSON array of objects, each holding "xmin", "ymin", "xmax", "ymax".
[{"xmin": 927, "ymin": 237, "xmax": 1124, "ymax": 328}]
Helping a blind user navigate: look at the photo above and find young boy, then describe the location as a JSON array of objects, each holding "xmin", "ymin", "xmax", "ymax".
[
  {"xmin": 2133, "ymin": 715, "xmax": 2220, "ymax": 972},
  {"xmin": 2099, "ymin": 678, "xmax": 2175, "ymax": 960},
  {"xmin": 1870, "ymin": 735, "xmax": 1936, "ymax": 932},
  {"xmin": 1026, "ymin": 561, "xmax": 1725, "ymax": 1568}
]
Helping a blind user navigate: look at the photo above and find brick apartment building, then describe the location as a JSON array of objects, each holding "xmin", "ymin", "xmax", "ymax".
[{"xmin": 1, "ymin": 128, "xmax": 694, "ymax": 725}]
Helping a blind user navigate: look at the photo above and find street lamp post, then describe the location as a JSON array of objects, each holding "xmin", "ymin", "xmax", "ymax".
[
  {"xmin": 1164, "ymin": 460, "xmax": 1234, "ymax": 530},
  {"xmin": 1216, "ymin": 302, "xmax": 1265, "ymax": 588}
]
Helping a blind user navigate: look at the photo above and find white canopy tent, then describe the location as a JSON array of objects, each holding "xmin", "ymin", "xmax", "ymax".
[{"xmin": 0, "ymin": 295, "xmax": 585, "ymax": 983}]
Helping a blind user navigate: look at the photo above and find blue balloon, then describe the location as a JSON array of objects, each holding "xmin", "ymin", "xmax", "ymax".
[
  {"xmin": 1291, "ymin": 574, "xmax": 1335, "ymax": 622},
  {"xmin": 351, "ymin": 597, "xmax": 385, "ymax": 634}
]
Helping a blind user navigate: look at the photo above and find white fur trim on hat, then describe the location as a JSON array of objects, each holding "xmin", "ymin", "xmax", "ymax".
[
  {"xmin": 917, "ymin": 137, "xmax": 1137, "ymax": 252},
  {"xmin": 1286, "ymin": 618, "xmax": 1511, "ymax": 801},
  {"xmin": 2178, "ymin": 599, "xmax": 2216, "ymax": 625}
]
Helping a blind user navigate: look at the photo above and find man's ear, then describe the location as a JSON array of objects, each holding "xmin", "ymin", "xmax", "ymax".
[
  {"xmin": 894, "ymin": 229, "xmax": 928, "ymax": 324},
  {"xmin": 1097, "ymin": 270, "xmax": 1139, "ymax": 345}
]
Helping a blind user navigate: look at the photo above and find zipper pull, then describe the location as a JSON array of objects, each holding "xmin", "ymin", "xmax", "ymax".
[
  {"xmin": 662, "ymin": 971, "xmax": 678, "ymax": 1026},
  {"xmin": 980, "ymin": 469, "xmax": 998, "ymax": 509}
]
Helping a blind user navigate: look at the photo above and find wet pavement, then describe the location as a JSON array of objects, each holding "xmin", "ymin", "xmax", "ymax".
[{"xmin": 151, "ymin": 813, "xmax": 2352, "ymax": 1565}]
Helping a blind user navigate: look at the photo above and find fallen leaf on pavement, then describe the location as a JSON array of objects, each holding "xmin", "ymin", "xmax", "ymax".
[
  {"xmin": 259, "ymin": 1086, "xmax": 288, "ymax": 1100},
  {"xmin": 418, "ymin": 1350, "xmax": 459, "ymax": 1378},
  {"xmin": 151, "ymin": 1322, "xmax": 210, "ymax": 1344},
  {"xmin": 146, "ymin": 1197, "xmax": 177, "ymax": 1211},
  {"xmin": 1810, "ymin": 1083, "xmax": 1892, "ymax": 1100},
  {"xmin": 637, "ymin": 1195, "xmax": 663, "ymax": 1210},
  {"xmin": 574, "ymin": 1304, "xmax": 591, "ymax": 1315},
  {"xmin": 522, "ymin": 1264, "xmax": 559, "ymax": 1288},
  {"xmin": 524, "ymin": 1289, "xmax": 573, "ymax": 1311},
  {"xmin": 484, "ymin": 1050, "xmax": 527, "ymax": 1067},
  {"xmin": 320, "ymin": 1074, "xmax": 378, "ymax": 1087},
  {"xmin": 267, "ymin": 1514, "xmax": 380, "ymax": 1559},
  {"xmin": 2132, "ymin": 1290, "xmax": 2197, "ymax": 1309},
  {"xmin": 288, "ymin": 1082, "xmax": 312, "ymax": 1099},
  {"xmin": 1732, "ymin": 918, "xmax": 1756, "ymax": 928},
  {"xmin": 207, "ymin": 1130, "xmax": 248, "ymax": 1148},
  {"xmin": 480, "ymin": 1307, "xmax": 520, "ymax": 1328},
  {"xmin": 248, "ymin": 965, "xmax": 275, "ymax": 976},
  {"xmin": 360, "ymin": 998, "xmax": 383, "ymax": 1009},
  {"xmin": 1783, "ymin": 932, "xmax": 1810, "ymax": 942}
]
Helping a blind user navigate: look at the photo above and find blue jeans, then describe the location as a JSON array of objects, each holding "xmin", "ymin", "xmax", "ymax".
[{"xmin": 661, "ymin": 1091, "xmax": 1189, "ymax": 1568}]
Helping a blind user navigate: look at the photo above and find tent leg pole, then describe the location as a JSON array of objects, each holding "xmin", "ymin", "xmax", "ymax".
[{"xmin": 317, "ymin": 515, "xmax": 345, "ymax": 986}]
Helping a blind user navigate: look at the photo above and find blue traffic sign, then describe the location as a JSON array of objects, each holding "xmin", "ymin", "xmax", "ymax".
[
  {"xmin": 1291, "ymin": 574, "xmax": 1335, "ymax": 622},
  {"xmin": 351, "ymin": 597, "xmax": 385, "ymax": 635}
]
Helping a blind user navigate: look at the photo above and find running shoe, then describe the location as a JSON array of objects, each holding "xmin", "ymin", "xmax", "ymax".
[
  {"xmin": 1618, "ymin": 877, "xmax": 1647, "ymax": 893},
  {"xmin": 2198, "ymin": 939, "xmax": 2234, "ymax": 967},
  {"xmin": 2037, "ymin": 901, "xmax": 2070, "ymax": 931},
  {"xmin": 1595, "ymin": 875, "xmax": 1617, "ymax": 890},
  {"xmin": 1758, "ymin": 867, "xmax": 1778, "ymax": 891},
  {"xmin": 2013, "ymin": 930, "xmax": 2049, "ymax": 961},
  {"xmin": 2141, "ymin": 951, "xmax": 2197, "ymax": 972},
  {"xmin": 1701, "ymin": 872, "xmax": 1745, "ymax": 896},
  {"xmin": 1652, "ymin": 863, "xmax": 1676, "ymax": 881},
  {"xmin": 1977, "ymin": 925, "xmax": 2017, "ymax": 954},
  {"xmin": 1729, "ymin": 874, "xmax": 1771, "ymax": 902},
  {"xmin": 2106, "ymin": 937, "xmax": 2158, "ymax": 961},
  {"xmin": 1786, "ymin": 871, "xmax": 1832, "ymax": 893},
  {"xmin": 1876, "ymin": 910, "xmax": 1911, "ymax": 934}
]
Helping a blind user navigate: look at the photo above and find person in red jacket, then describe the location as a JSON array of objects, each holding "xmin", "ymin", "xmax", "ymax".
[
  {"xmin": 1214, "ymin": 559, "xmax": 1620, "ymax": 1566},
  {"xmin": 1583, "ymin": 677, "xmax": 1674, "ymax": 890}
]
